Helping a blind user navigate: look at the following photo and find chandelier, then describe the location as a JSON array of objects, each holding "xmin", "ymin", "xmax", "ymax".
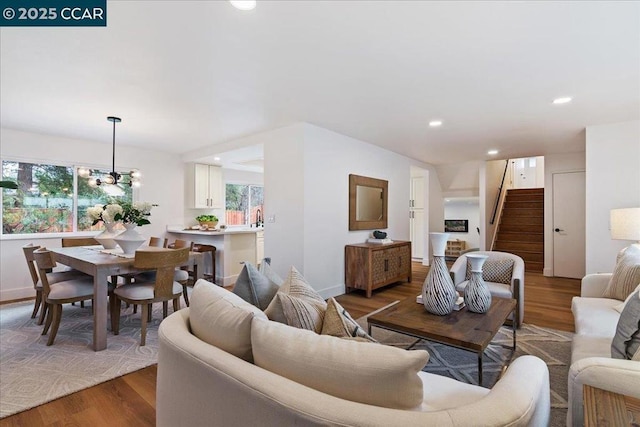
[{"xmin": 79, "ymin": 116, "xmax": 141, "ymax": 188}]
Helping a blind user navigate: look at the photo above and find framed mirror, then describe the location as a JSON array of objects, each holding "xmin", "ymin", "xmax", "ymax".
[{"xmin": 349, "ymin": 174, "xmax": 388, "ymax": 230}]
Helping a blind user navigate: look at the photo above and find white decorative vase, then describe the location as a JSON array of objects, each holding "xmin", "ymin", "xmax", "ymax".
[
  {"xmin": 94, "ymin": 221, "xmax": 120, "ymax": 249},
  {"xmin": 422, "ymin": 232, "xmax": 458, "ymax": 315},
  {"xmin": 114, "ymin": 223, "xmax": 145, "ymax": 254},
  {"xmin": 464, "ymin": 254, "xmax": 492, "ymax": 313}
]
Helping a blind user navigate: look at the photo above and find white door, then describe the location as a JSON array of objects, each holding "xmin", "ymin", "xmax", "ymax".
[
  {"xmin": 411, "ymin": 177, "xmax": 424, "ymax": 209},
  {"xmin": 553, "ymin": 171, "xmax": 586, "ymax": 278},
  {"xmin": 410, "ymin": 209, "xmax": 424, "ymax": 258}
]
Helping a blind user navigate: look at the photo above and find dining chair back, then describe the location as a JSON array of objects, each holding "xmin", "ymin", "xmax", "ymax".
[
  {"xmin": 23, "ymin": 244, "xmax": 43, "ymax": 319},
  {"xmin": 170, "ymin": 239, "xmax": 194, "ymax": 250},
  {"xmin": 61, "ymin": 237, "xmax": 99, "ymax": 247},
  {"xmin": 168, "ymin": 239, "xmax": 195, "ymax": 306},
  {"xmin": 133, "ymin": 247, "xmax": 189, "ymax": 300},
  {"xmin": 149, "ymin": 237, "xmax": 169, "ymax": 248},
  {"xmin": 33, "ymin": 248, "xmax": 96, "ymax": 346}
]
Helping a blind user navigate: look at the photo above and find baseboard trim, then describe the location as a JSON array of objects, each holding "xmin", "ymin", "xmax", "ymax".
[
  {"xmin": 318, "ymin": 284, "xmax": 344, "ymax": 300},
  {"xmin": 0, "ymin": 287, "xmax": 35, "ymax": 303},
  {"xmin": 543, "ymin": 267, "xmax": 552, "ymax": 277}
]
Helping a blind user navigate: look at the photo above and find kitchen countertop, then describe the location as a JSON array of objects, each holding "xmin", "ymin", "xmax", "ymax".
[{"xmin": 166, "ymin": 226, "xmax": 263, "ymax": 235}]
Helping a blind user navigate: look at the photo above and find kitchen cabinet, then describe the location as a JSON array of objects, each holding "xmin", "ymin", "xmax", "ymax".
[
  {"xmin": 188, "ymin": 163, "xmax": 223, "ymax": 209},
  {"xmin": 345, "ymin": 241, "xmax": 412, "ymax": 298},
  {"xmin": 256, "ymin": 230, "xmax": 264, "ymax": 263}
]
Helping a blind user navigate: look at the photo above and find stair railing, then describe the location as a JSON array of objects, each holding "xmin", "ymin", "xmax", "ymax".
[{"xmin": 489, "ymin": 160, "xmax": 511, "ymax": 250}]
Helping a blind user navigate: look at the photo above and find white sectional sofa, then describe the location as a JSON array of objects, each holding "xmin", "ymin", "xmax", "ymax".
[
  {"xmin": 568, "ymin": 273, "xmax": 640, "ymax": 426},
  {"xmin": 156, "ymin": 280, "xmax": 551, "ymax": 427}
]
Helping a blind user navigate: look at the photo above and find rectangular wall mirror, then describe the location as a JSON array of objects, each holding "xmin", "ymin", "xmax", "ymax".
[{"xmin": 349, "ymin": 174, "xmax": 388, "ymax": 230}]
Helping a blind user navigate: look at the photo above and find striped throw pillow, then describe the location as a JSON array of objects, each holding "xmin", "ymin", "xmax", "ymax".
[{"xmin": 603, "ymin": 245, "xmax": 640, "ymax": 301}]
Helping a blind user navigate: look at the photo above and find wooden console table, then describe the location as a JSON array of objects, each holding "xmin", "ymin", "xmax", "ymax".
[
  {"xmin": 345, "ymin": 241, "xmax": 411, "ymax": 297},
  {"xmin": 583, "ymin": 384, "xmax": 640, "ymax": 426}
]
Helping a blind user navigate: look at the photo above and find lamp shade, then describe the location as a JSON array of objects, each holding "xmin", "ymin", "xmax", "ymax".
[{"xmin": 610, "ymin": 208, "xmax": 640, "ymax": 241}]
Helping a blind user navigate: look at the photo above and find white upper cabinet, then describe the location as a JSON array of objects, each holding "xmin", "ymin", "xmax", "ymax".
[{"xmin": 188, "ymin": 163, "xmax": 223, "ymax": 209}]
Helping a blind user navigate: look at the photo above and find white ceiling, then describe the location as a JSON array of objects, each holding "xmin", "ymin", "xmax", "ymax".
[{"xmin": 1, "ymin": 1, "xmax": 638, "ymax": 165}]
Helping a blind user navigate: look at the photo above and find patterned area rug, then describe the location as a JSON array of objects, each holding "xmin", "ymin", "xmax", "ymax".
[
  {"xmin": 357, "ymin": 306, "xmax": 573, "ymax": 427},
  {"xmin": 0, "ymin": 300, "xmax": 163, "ymax": 418}
]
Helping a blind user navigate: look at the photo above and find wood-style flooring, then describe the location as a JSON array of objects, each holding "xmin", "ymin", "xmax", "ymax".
[{"xmin": 0, "ymin": 262, "xmax": 581, "ymax": 427}]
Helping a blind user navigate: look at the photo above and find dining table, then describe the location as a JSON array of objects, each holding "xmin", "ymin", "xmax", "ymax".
[{"xmin": 49, "ymin": 245, "xmax": 204, "ymax": 351}]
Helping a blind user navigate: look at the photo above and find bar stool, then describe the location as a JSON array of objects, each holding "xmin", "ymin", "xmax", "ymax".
[{"xmin": 191, "ymin": 244, "xmax": 216, "ymax": 283}]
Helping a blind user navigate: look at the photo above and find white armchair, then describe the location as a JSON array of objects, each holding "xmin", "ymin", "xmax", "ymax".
[{"xmin": 450, "ymin": 251, "xmax": 524, "ymax": 327}]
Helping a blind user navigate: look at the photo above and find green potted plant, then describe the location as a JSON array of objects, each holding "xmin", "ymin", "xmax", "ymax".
[{"xmin": 196, "ymin": 214, "xmax": 219, "ymax": 228}]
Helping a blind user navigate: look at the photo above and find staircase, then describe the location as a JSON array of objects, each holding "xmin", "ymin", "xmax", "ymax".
[{"xmin": 493, "ymin": 188, "xmax": 544, "ymax": 272}]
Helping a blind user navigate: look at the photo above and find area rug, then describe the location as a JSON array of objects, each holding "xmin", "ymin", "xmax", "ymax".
[
  {"xmin": 0, "ymin": 300, "xmax": 164, "ymax": 418},
  {"xmin": 357, "ymin": 306, "xmax": 573, "ymax": 427}
]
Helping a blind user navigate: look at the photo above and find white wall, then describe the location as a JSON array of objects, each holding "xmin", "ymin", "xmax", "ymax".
[
  {"xmin": 585, "ymin": 120, "xmax": 640, "ymax": 273},
  {"xmin": 480, "ymin": 159, "xmax": 508, "ymax": 250},
  {"xmin": 435, "ymin": 160, "xmax": 482, "ymax": 198},
  {"xmin": 262, "ymin": 123, "xmax": 441, "ymax": 298},
  {"xmin": 0, "ymin": 128, "xmax": 184, "ymax": 301},
  {"xmin": 444, "ymin": 199, "xmax": 480, "ymax": 249},
  {"xmin": 543, "ymin": 151, "xmax": 586, "ymax": 276}
]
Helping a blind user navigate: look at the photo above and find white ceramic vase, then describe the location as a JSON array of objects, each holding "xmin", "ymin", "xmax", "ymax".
[
  {"xmin": 422, "ymin": 232, "xmax": 458, "ymax": 315},
  {"xmin": 464, "ymin": 253, "xmax": 492, "ymax": 313},
  {"xmin": 114, "ymin": 223, "xmax": 145, "ymax": 254},
  {"xmin": 94, "ymin": 221, "xmax": 120, "ymax": 249}
]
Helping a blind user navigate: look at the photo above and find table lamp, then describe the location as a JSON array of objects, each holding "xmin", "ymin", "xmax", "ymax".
[{"xmin": 611, "ymin": 207, "xmax": 640, "ymax": 255}]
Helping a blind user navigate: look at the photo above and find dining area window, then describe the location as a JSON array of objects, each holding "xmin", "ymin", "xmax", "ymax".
[{"xmin": 1, "ymin": 160, "xmax": 133, "ymax": 235}]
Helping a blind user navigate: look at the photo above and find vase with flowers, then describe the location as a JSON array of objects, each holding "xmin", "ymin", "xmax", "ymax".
[
  {"xmin": 87, "ymin": 203, "xmax": 123, "ymax": 249},
  {"xmin": 113, "ymin": 201, "xmax": 157, "ymax": 254}
]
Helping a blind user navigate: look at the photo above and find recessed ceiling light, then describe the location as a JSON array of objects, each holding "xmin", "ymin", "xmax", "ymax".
[
  {"xmin": 487, "ymin": 150, "xmax": 499, "ymax": 155},
  {"xmin": 214, "ymin": 156, "xmax": 221, "ymax": 161},
  {"xmin": 229, "ymin": 0, "xmax": 256, "ymax": 10},
  {"xmin": 552, "ymin": 97, "xmax": 572, "ymax": 104},
  {"xmin": 429, "ymin": 120, "xmax": 443, "ymax": 127}
]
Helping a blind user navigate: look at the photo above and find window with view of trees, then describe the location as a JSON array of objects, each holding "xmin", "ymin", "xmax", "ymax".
[
  {"xmin": 1, "ymin": 160, "xmax": 133, "ymax": 235},
  {"xmin": 225, "ymin": 184, "xmax": 264, "ymax": 226}
]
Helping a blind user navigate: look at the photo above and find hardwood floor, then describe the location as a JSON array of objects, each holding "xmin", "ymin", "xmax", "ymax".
[{"xmin": 1, "ymin": 262, "xmax": 581, "ymax": 426}]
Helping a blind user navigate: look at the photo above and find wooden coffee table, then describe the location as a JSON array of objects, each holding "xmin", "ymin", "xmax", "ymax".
[{"xmin": 367, "ymin": 296, "xmax": 517, "ymax": 386}]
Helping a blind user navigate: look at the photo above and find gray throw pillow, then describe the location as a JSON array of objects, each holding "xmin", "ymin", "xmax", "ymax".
[
  {"xmin": 259, "ymin": 259, "xmax": 284, "ymax": 286},
  {"xmin": 611, "ymin": 290, "xmax": 640, "ymax": 360},
  {"xmin": 232, "ymin": 263, "xmax": 280, "ymax": 310}
]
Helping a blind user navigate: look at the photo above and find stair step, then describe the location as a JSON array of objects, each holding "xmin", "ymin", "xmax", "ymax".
[
  {"xmin": 501, "ymin": 208, "xmax": 544, "ymax": 217},
  {"xmin": 498, "ymin": 224, "xmax": 544, "ymax": 233},
  {"xmin": 500, "ymin": 216, "xmax": 544, "ymax": 226},
  {"xmin": 506, "ymin": 194, "xmax": 544, "ymax": 203},
  {"xmin": 494, "ymin": 241, "xmax": 544, "ymax": 253},
  {"xmin": 503, "ymin": 201, "xmax": 544, "ymax": 209},
  {"xmin": 494, "ymin": 250, "xmax": 544, "ymax": 263},
  {"xmin": 507, "ymin": 188, "xmax": 544, "ymax": 195},
  {"xmin": 495, "ymin": 231, "xmax": 543, "ymax": 242},
  {"xmin": 525, "ymin": 261, "xmax": 544, "ymax": 272}
]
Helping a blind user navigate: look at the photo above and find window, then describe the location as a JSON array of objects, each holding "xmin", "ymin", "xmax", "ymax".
[
  {"xmin": 225, "ymin": 183, "xmax": 264, "ymax": 226},
  {"xmin": 1, "ymin": 160, "xmax": 133, "ymax": 235}
]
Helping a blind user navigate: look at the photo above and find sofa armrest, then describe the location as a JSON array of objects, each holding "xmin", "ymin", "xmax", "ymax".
[
  {"xmin": 450, "ymin": 255, "xmax": 467, "ymax": 285},
  {"xmin": 567, "ymin": 357, "xmax": 640, "ymax": 427},
  {"xmin": 581, "ymin": 274, "xmax": 612, "ymax": 297}
]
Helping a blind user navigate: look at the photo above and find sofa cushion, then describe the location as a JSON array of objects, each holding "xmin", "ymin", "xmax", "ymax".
[
  {"xmin": 416, "ymin": 371, "xmax": 489, "ymax": 411},
  {"xmin": 571, "ymin": 335, "xmax": 613, "ymax": 365},
  {"xmin": 251, "ymin": 318, "xmax": 429, "ymax": 410},
  {"xmin": 232, "ymin": 262, "xmax": 280, "ymax": 310},
  {"xmin": 321, "ymin": 297, "xmax": 376, "ymax": 342},
  {"xmin": 603, "ymin": 245, "xmax": 640, "ymax": 301},
  {"xmin": 455, "ymin": 280, "xmax": 512, "ymax": 299},
  {"xmin": 264, "ymin": 266, "xmax": 327, "ymax": 332},
  {"xmin": 190, "ymin": 279, "xmax": 267, "ymax": 362},
  {"xmin": 465, "ymin": 257, "xmax": 514, "ymax": 285},
  {"xmin": 571, "ymin": 297, "xmax": 620, "ymax": 337},
  {"xmin": 611, "ymin": 290, "xmax": 640, "ymax": 360}
]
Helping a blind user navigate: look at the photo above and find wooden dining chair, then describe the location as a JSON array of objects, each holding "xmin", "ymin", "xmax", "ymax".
[
  {"xmin": 169, "ymin": 239, "xmax": 194, "ymax": 306},
  {"xmin": 111, "ymin": 247, "xmax": 189, "ymax": 345},
  {"xmin": 149, "ymin": 237, "xmax": 168, "ymax": 248},
  {"xmin": 61, "ymin": 237, "xmax": 100, "ymax": 247},
  {"xmin": 22, "ymin": 244, "xmax": 91, "ymax": 324},
  {"xmin": 32, "ymin": 248, "xmax": 98, "ymax": 346}
]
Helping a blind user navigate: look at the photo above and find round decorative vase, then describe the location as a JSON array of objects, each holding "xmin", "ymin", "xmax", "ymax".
[
  {"xmin": 95, "ymin": 221, "xmax": 120, "ymax": 249},
  {"xmin": 114, "ymin": 223, "xmax": 145, "ymax": 254},
  {"xmin": 422, "ymin": 232, "xmax": 458, "ymax": 315},
  {"xmin": 464, "ymin": 253, "xmax": 492, "ymax": 313}
]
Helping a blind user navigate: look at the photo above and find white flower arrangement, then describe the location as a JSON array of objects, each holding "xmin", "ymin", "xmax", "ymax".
[{"xmin": 87, "ymin": 203, "xmax": 124, "ymax": 225}]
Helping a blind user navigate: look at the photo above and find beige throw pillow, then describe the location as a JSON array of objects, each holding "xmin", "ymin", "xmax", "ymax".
[
  {"xmin": 603, "ymin": 246, "xmax": 640, "ymax": 301},
  {"xmin": 321, "ymin": 297, "xmax": 376, "ymax": 342},
  {"xmin": 251, "ymin": 318, "xmax": 429, "ymax": 409},
  {"xmin": 189, "ymin": 279, "xmax": 267, "ymax": 362},
  {"xmin": 264, "ymin": 266, "xmax": 327, "ymax": 332},
  {"xmin": 465, "ymin": 257, "xmax": 514, "ymax": 284},
  {"xmin": 613, "ymin": 284, "xmax": 640, "ymax": 313}
]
